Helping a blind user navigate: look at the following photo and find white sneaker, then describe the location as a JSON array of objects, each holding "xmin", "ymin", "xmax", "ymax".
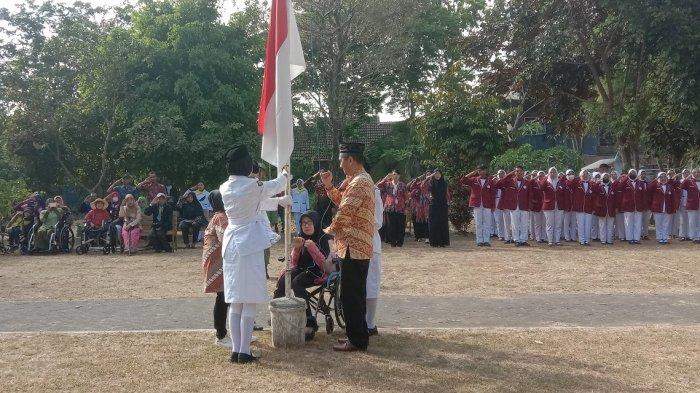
[{"xmin": 215, "ymin": 336, "xmax": 232, "ymax": 348}]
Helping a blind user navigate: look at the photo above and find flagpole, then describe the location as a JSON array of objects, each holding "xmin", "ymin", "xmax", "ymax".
[{"xmin": 284, "ymin": 161, "xmax": 292, "ymax": 298}]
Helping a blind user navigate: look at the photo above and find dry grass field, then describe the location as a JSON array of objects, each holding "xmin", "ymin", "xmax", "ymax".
[
  {"xmin": 1, "ymin": 235, "xmax": 697, "ymax": 301},
  {"xmin": 0, "ymin": 327, "xmax": 697, "ymax": 393}
]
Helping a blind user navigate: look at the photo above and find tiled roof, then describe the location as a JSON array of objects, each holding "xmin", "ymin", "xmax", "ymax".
[{"xmin": 293, "ymin": 120, "xmax": 399, "ymax": 160}]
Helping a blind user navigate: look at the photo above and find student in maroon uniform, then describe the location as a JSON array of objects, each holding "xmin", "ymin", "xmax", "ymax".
[
  {"xmin": 618, "ymin": 169, "xmax": 648, "ymax": 244},
  {"xmin": 648, "ymin": 172, "xmax": 677, "ymax": 244},
  {"xmin": 592, "ymin": 172, "xmax": 616, "ymax": 244},
  {"xmin": 460, "ymin": 165, "xmax": 497, "ymax": 246},
  {"xmin": 529, "ymin": 171, "xmax": 546, "ymax": 243},
  {"xmin": 562, "ymin": 169, "xmax": 578, "ymax": 242},
  {"xmin": 539, "ymin": 167, "xmax": 568, "ymax": 246},
  {"xmin": 567, "ymin": 170, "xmax": 596, "ymax": 245},
  {"xmin": 495, "ymin": 166, "xmax": 532, "ymax": 246},
  {"xmin": 680, "ymin": 168, "xmax": 699, "ymax": 243}
]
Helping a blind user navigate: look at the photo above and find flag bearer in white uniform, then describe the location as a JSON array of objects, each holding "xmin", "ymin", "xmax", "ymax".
[
  {"xmin": 366, "ymin": 184, "xmax": 383, "ymax": 336},
  {"xmin": 219, "ymin": 145, "xmax": 289, "ymax": 364}
]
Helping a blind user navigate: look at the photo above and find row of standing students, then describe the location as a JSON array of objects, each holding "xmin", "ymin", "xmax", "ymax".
[{"xmin": 461, "ymin": 166, "xmax": 700, "ymax": 246}]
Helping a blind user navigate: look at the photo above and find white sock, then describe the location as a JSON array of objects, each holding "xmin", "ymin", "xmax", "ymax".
[
  {"xmin": 228, "ymin": 304, "xmax": 242, "ymax": 354},
  {"xmin": 366, "ymin": 298, "xmax": 378, "ymax": 329},
  {"xmin": 239, "ymin": 316, "xmax": 255, "ymax": 355}
]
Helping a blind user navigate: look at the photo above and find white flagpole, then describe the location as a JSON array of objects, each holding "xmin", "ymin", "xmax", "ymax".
[{"xmin": 284, "ymin": 161, "xmax": 292, "ymax": 298}]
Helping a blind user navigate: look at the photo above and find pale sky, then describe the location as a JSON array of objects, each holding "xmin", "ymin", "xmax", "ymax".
[{"xmin": 0, "ymin": 0, "xmax": 405, "ymax": 121}]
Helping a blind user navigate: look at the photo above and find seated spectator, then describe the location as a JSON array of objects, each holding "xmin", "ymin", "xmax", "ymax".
[
  {"xmin": 137, "ymin": 196, "xmax": 148, "ymax": 213},
  {"xmin": 6, "ymin": 208, "xmax": 33, "ymax": 251},
  {"xmin": 144, "ymin": 193, "xmax": 173, "ymax": 253},
  {"xmin": 273, "ymin": 211, "xmax": 334, "ymax": 341},
  {"xmin": 107, "ymin": 174, "xmax": 139, "ymax": 202},
  {"xmin": 84, "ymin": 198, "xmax": 111, "ymax": 241},
  {"xmin": 35, "ymin": 201, "xmax": 65, "ymax": 250},
  {"xmin": 176, "ymin": 190, "xmax": 206, "ymax": 248},
  {"xmin": 14, "ymin": 193, "xmax": 45, "ymax": 219},
  {"xmin": 119, "ymin": 194, "xmax": 142, "ymax": 254},
  {"xmin": 105, "ymin": 191, "xmax": 123, "ymax": 250}
]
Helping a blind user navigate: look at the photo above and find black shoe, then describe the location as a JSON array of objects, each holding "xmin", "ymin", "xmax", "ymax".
[
  {"xmin": 476, "ymin": 242, "xmax": 483, "ymax": 247},
  {"xmin": 521, "ymin": 242, "xmax": 530, "ymax": 247},
  {"xmin": 229, "ymin": 352, "xmax": 239, "ymax": 363},
  {"xmin": 238, "ymin": 353, "xmax": 258, "ymax": 364},
  {"xmin": 368, "ymin": 326, "xmax": 379, "ymax": 336},
  {"xmin": 483, "ymin": 243, "xmax": 491, "ymax": 247}
]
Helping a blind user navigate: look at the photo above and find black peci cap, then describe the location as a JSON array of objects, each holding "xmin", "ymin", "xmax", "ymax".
[
  {"xmin": 224, "ymin": 145, "xmax": 251, "ymax": 163},
  {"xmin": 339, "ymin": 142, "xmax": 365, "ymax": 156}
]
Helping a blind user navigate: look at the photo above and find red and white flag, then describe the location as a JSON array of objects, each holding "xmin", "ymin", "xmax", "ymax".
[{"xmin": 258, "ymin": 0, "xmax": 306, "ymax": 168}]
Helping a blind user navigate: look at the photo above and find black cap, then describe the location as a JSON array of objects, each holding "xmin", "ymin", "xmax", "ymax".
[
  {"xmin": 339, "ymin": 142, "xmax": 364, "ymax": 156},
  {"xmin": 225, "ymin": 145, "xmax": 250, "ymax": 163}
]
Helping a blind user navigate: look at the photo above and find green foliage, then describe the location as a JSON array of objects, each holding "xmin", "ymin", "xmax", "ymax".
[
  {"xmin": 0, "ymin": 179, "xmax": 31, "ymax": 217},
  {"xmin": 490, "ymin": 144, "xmax": 583, "ymax": 172},
  {"xmin": 365, "ymin": 122, "xmax": 424, "ymax": 180},
  {"xmin": 448, "ymin": 182, "xmax": 472, "ymax": 234}
]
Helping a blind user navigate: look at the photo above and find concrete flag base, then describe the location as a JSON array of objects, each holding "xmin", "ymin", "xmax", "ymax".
[{"xmin": 269, "ymin": 296, "xmax": 306, "ymax": 348}]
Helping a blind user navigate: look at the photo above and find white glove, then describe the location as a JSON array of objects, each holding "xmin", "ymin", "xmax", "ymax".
[{"xmin": 278, "ymin": 195, "xmax": 293, "ymax": 207}]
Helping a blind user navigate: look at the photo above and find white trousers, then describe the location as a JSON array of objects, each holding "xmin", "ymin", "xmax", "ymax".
[
  {"xmin": 502, "ymin": 209, "xmax": 513, "ymax": 241},
  {"xmin": 563, "ymin": 211, "xmax": 577, "ymax": 241},
  {"xmin": 576, "ymin": 212, "xmax": 592, "ymax": 244},
  {"xmin": 641, "ymin": 210, "xmax": 651, "ymax": 237},
  {"xmin": 529, "ymin": 211, "xmax": 544, "ymax": 241},
  {"xmin": 654, "ymin": 212, "xmax": 671, "ymax": 241},
  {"xmin": 615, "ymin": 212, "xmax": 626, "ymax": 240},
  {"xmin": 624, "ymin": 211, "xmax": 643, "ymax": 241},
  {"xmin": 473, "ymin": 206, "xmax": 493, "ymax": 244},
  {"xmin": 494, "ymin": 209, "xmax": 505, "ymax": 239},
  {"xmin": 598, "ymin": 216, "xmax": 615, "ymax": 243},
  {"xmin": 591, "ymin": 215, "xmax": 599, "ymax": 239},
  {"xmin": 543, "ymin": 209, "xmax": 564, "ymax": 244},
  {"xmin": 687, "ymin": 210, "xmax": 699, "ymax": 241},
  {"xmin": 678, "ymin": 207, "xmax": 688, "ymax": 238},
  {"xmin": 510, "ymin": 209, "xmax": 529, "ymax": 243}
]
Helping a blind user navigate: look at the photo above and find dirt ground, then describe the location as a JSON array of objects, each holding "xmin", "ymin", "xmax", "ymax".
[
  {"xmin": 0, "ymin": 327, "xmax": 696, "ymax": 393},
  {"xmin": 1, "ymin": 235, "xmax": 698, "ymax": 300}
]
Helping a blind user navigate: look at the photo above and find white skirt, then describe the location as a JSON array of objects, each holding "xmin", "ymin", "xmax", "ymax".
[
  {"xmin": 366, "ymin": 251, "xmax": 381, "ymax": 299},
  {"xmin": 223, "ymin": 241, "xmax": 268, "ymax": 304}
]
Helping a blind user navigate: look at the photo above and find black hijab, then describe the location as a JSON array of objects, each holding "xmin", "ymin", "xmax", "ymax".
[
  {"xmin": 208, "ymin": 190, "xmax": 224, "ymax": 213},
  {"xmin": 431, "ymin": 169, "xmax": 448, "ymax": 205},
  {"xmin": 298, "ymin": 210, "xmax": 331, "ymax": 256}
]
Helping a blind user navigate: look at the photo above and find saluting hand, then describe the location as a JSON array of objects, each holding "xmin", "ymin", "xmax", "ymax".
[{"xmin": 320, "ymin": 170, "xmax": 333, "ymax": 188}]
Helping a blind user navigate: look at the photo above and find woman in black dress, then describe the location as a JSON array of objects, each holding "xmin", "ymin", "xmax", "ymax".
[{"xmin": 424, "ymin": 170, "xmax": 450, "ymax": 247}]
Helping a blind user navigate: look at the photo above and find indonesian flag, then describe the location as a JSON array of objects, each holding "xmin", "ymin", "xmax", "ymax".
[{"xmin": 258, "ymin": 0, "xmax": 306, "ymax": 168}]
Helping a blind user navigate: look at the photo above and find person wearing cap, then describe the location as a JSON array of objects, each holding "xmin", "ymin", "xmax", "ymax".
[
  {"xmin": 648, "ymin": 172, "xmax": 676, "ymax": 244},
  {"xmin": 219, "ymin": 145, "xmax": 290, "ymax": 364},
  {"xmin": 320, "ymin": 142, "xmax": 375, "ymax": 352},
  {"xmin": 144, "ymin": 192, "xmax": 174, "ymax": 252},
  {"xmin": 680, "ymin": 168, "xmax": 700, "ymax": 243},
  {"xmin": 460, "ymin": 165, "xmax": 496, "ymax": 246},
  {"xmin": 107, "ymin": 174, "xmax": 139, "ymax": 203},
  {"xmin": 618, "ymin": 169, "xmax": 647, "ymax": 244}
]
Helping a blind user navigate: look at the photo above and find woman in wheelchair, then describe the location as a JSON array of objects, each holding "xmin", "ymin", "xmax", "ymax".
[
  {"xmin": 34, "ymin": 201, "xmax": 65, "ymax": 251},
  {"xmin": 83, "ymin": 198, "xmax": 111, "ymax": 244},
  {"xmin": 273, "ymin": 210, "xmax": 334, "ymax": 341}
]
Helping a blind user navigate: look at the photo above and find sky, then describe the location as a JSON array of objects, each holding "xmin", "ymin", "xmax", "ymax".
[{"xmin": 0, "ymin": 0, "xmax": 405, "ymax": 121}]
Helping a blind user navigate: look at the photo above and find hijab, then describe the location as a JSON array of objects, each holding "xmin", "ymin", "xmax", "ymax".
[
  {"xmin": 208, "ymin": 190, "xmax": 224, "ymax": 213},
  {"xmin": 430, "ymin": 169, "xmax": 448, "ymax": 205},
  {"xmin": 297, "ymin": 210, "xmax": 331, "ymax": 274}
]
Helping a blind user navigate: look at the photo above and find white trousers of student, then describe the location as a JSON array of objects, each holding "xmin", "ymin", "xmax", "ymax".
[
  {"xmin": 687, "ymin": 210, "xmax": 699, "ymax": 241},
  {"xmin": 494, "ymin": 209, "xmax": 505, "ymax": 239},
  {"xmin": 510, "ymin": 209, "xmax": 529, "ymax": 243},
  {"xmin": 502, "ymin": 209, "xmax": 513, "ymax": 241},
  {"xmin": 531, "ymin": 211, "xmax": 545, "ymax": 241},
  {"xmin": 641, "ymin": 210, "xmax": 651, "ymax": 237},
  {"xmin": 576, "ymin": 212, "xmax": 593, "ymax": 244},
  {"xmin": 473, "ymin": 206, "xmax": 493, "ymax": 244},
  {"xmin": 624, "ymin": 211, "xmax": 643, "ymax": 241},
  {"xmin": 654, "ymin": 212, "xmax": 671, "ymax": 242},
  {"xmin": 228, "ymin": 303, "xmax": 257, "ymax": 356},
  {"xmin": 678, "ymin": 207, "xmax": 688, "ymax": 238},
  {"xmin": 615, "ymin": 212, "xmax": 626, "ymax": 240},
  {"xmin": 591, "ymin": 215, "xmax": 599, "ymax": 239},
  {"xmin": 598, "ymin": 216, "xmax": 615, "ymax": 243},
  {"xmin": 563, "ymin": 211, "xmax": 577, "ymax": 241},
  {"xmin": 543, "ymin": 209, "xmax": 564, "ymax": 244}
]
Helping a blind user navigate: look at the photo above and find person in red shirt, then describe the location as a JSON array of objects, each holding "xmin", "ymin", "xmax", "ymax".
[
  {"xmin": 610, "ymin": 171, "xmax": 626, "ymax": 241},
  {"xmin": 592, "ymin": 172, "xmax": 616, "ymax": 244},
  {"xmin": 618, "ymin": 169, "xmax": 647, "ymax": 244},
  {"xmin": 648, "ymin": 172, "xmax": 677, "ymax": 244},
  {"xmin": 639, "ymin": 170, "xmax": 653, "ymax": 239},
  {"xmin": 492, "ymin": 170, "xmax": 508, "ymax": 242},
  {"xmin": 495, "ymin": 166, "xmax": 532, "ymax": 246},
  {"xmin": 680, "ymin": 168, "xmax": 700, "ymax": 243},
  {"xmin": 376, "ymin": 170, "xmax": 409, "ymax": 247},
  {"xmin": 84, "ymin": 198, "xmax": 111, "ymax": 241},
  {"xmin": 540, "ymin": 167, "xmax": 568, "ymax": 246},
  {"xmin": 460, "ymin": 165, "xmax": 497, "ymax": 246},
  {"xmin": 566, "ymin": 169, "xmax": 596, "ymax": 245}
]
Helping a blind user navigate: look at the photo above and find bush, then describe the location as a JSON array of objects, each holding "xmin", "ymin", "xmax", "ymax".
[
  {"xmin": 0, "ymin": 179, "xmax": 31, "ymax": 218},
  {"xmin": 448, "ymin": 180, "xmax": 473, "ymax": 234},
  {"xmin": 490, "ymin": 144, "xmax": 583, "ymax": 172}
]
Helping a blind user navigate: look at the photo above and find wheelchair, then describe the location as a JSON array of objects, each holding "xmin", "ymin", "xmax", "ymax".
[
  {"xmin": 26, "ymin": 212, "xmax": 75, "ymax": 254},
  {"xmin": 75, "ymin": 221, "xmax": 113, "ymax": 255}
]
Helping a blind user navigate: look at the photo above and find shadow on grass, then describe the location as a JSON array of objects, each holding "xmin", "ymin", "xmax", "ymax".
[{"xmin": 261, "ymin": 330, "xmax": 635, "ymax": 393}]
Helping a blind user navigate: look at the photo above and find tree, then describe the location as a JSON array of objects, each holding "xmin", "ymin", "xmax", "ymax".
[{"xmin": 490, "ymin": 144, "xmax": 583, "ymax": 172}]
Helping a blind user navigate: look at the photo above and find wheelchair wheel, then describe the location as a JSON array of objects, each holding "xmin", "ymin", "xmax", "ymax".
[
  {"xmin": 333, "ymin": 280, "xmax": 345, "ymax": 329},
  {"xmin": 76, "ymin": 244, "xmax": 86, "ymax": 255},
  {"xmin": 325, "ymin": 314, "xmax": 334, "ymax": 334},
  {"xmin": 60, "ymin": 227, "xmax": 75, "ymax": 253},
  {"xmin": 102, "ymin": 246, "xmax": 111, "ymax": 255}
]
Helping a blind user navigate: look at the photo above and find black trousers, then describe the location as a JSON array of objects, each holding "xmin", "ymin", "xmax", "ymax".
[
  {"xmin": 214, "ymin": 292, "xmax": 229, "ymax": 339},
  {"xmin": 387, "ymin": 212, "xmax": 406, "ymax": 246},
  {"xmin": 273, "ymin": 268, "xmax": 318, "ymax": 326},
  {"xmin": 179, "ymin": 220, "xmax": 201, "ymax": 245},
  {"xmin": 150, "ymin": 227, "xmax": 172, "ymax": 251},
  {"xmin": 340, "ymin": 251, "xmax": 369, "ymax": 350}
]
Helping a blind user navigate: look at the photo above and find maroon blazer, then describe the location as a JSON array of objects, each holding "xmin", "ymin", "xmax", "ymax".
[
  {"xmin": 617, "ymin": 176, "xmax": 647, "ymax": 212},
  {"xmin": 495, "ymin": 173, "xmax": 532, "ymax": 211},
  {"xmin": 592, "ymin": 182, "xmax": 616, "ymax": 217},
  {"xmin": 647, "ymin": 180, "xmax": 676, "ymax": 214},
  {"xmin": 459, "ymin": 175, "xmax": 496, "ymax": 209},
  {"xmin": 539, "ymin": 177, "xmax": 570, "ymax": 211},
  {"xmin": 567, "ymin": 177, "xmax": 596, "ymax": 214},
  {"xmin": 681, "ymin": 177, "xmax": 699, "ymax": 210}
]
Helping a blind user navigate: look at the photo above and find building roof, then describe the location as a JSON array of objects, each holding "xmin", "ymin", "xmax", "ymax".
[{"xmin": 293, "ymin": 120, "xmax": 399, "ymax": 160}]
